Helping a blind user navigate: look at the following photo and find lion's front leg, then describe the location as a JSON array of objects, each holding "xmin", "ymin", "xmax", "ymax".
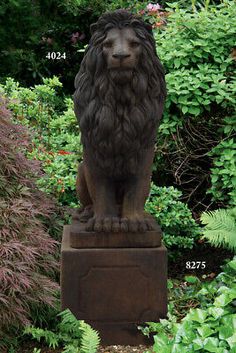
[
  {"xmin": 84, "ymin": 166, "xmax": 119, "ymax": 232},
  {"xmin": 121, "ymin": 150, "xmax": 156, "ymax": 232},
  {"xmin": 121, "ymin": 176, "xmax": 155, "ymax": 232}
]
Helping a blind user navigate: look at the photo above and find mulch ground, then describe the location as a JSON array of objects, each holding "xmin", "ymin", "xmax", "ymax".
[
  {"xmin": 98, "ymin": 345, "xmax": 151, "ymax": 353},
  {"xmin": 15, "ymin": 244, "xmax": 233, "ymax": 353},
  {"xmin": 16, "ymin": 342, "xmax": 151, "ymax": 353}
]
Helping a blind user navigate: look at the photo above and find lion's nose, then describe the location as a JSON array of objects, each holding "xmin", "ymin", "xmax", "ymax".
[{"xmin": 112, "ymin": 53, "xmax": 130, "ymax": 60}]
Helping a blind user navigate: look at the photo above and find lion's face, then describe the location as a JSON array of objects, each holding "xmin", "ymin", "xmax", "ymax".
[{"xmin": 102, "ymin": 27, "xmax": 142, "ymax": 72}]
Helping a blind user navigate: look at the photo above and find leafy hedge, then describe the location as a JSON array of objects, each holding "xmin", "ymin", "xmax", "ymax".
[
  {"xmin": 0, "ymin": 77, "xmax": 81, "ymax": 207},
  {"xmin": 153, "ymin": 0, "xmax": 236, "ymax": 208},
  {"xmin": 145, "ymin": 184, "xmax": 200, "ymax": 251}
]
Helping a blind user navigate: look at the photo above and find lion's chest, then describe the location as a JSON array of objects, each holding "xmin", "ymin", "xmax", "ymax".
[{"xmin": 87, "ymin": 106, "xmax": 142, "ymax": 177}]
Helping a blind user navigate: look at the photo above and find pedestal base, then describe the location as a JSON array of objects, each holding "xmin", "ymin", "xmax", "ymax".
[
  {"xmin": 70, "ymin": 218, "xmax": 162, "ymax": 248},
  {"xmin": 61, "ymin": 225, "xmax": 168, "ymax": 345}
]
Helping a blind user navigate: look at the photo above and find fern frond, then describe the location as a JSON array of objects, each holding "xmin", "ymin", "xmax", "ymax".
[
  {"xmin": 200, "ymin": 208, "xmax": 236, "ymax": 252},
  {"xmin": 62, "ymin": 343, "xmax": 79, "ymax": 353},
  {"xmin": 24, "ymin": 326, "xmax": 59, "ymax": 348},
  {"xmin": 80, "ymin": 321, "xmax": 100, "ymax": 353},
  {"xmin": 57, "ymin": 309, "xmax": 81, "ymax": 338},
  {"xmin": 25, "ymin": 311, "xmax": 100, "ymax": 353}
]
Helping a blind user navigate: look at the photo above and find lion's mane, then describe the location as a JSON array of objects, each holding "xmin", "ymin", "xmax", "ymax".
[{"xmin": 73, "ymin": 9, "xmax": 166, "ymax": 178}]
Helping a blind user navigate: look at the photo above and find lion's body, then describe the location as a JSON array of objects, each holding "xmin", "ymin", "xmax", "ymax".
[{"xmin": 73, "ymin": 9, "xmax": 166, "ymax": 232}]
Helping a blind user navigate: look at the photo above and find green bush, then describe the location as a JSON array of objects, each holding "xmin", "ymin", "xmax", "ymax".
[
  {"xmin": 208, "ymin": 136, "xmax": 236, "ymax": 206},
  {"xmin": 28, "ymin": 97, "xmax": 82, "ymax": 207},
  {"xmin": 143, "ymin": 256, "xmax": 236, "ymax": 353},
  {"xmin": 156, "ymin": 1, "xmax": 235, "ymax": 116},
  {"xmin": 145, "ymin": 184, "xmax": 201, "ymax": 250},
  {"xmin": 0, "ymin": 77, "xmax": 82, "ymax": 207},
  {"xmin": 152, "ymin": 0, "xmax": 236, "ymax": 209}
]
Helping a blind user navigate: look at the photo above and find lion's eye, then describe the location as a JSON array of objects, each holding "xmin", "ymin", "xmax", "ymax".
[
  {"xmin": 130, "ymin": 41, "xmax": 140, "ymax": 47},
  {"xmin": 103, "ymin": 41, "xmax": 113, "ymax": 48}
]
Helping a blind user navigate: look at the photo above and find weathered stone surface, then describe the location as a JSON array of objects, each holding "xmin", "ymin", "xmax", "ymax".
[
  {"xmin": 70, "ymin": 221, "xmax": 162, "ymax": 248},
  {"xmin": 61, "ymin": 226, "xmax": 168, "ymax": 345},
  {"xmin": 73, "ymin": 9, "xmax": 166, "ymax": 234}
]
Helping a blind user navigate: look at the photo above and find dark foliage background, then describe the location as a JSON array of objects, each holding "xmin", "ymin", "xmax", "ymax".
[
  {"xmin": 0, "ymin": 0, "xmax": 224, "ymax": 93},
  {"xmin": 0, "ymin": 0, "xmax": 95, "ymax": 92}
]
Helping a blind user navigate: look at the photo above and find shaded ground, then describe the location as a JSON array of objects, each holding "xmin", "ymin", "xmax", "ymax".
[
  {"xmin": 98, "ymin": 345, "xmax": 151, "ymax": 353},
  {"xmin": 18, "ymin": 343, "xmax": 151, "ymax": 353},
  {"xmin": 16, "ymin": 244, "xmax": 233, "ymax": 353}
]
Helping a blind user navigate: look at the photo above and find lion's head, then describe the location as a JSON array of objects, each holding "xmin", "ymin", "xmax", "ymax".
[{"xmin": 73, "ymin": 9, "xmax": 166, "ymax": 177}]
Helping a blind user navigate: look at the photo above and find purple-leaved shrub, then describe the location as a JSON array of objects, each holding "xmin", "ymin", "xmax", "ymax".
[{"xmin": 0, "ymin": 97, "xmax": 60, "ymax": 345}]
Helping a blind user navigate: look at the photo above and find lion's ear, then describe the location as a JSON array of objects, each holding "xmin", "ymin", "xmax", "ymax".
[
  {"xmin": 90, "ymin": 22, "xmax": 98, "ymax": 34},
  {"xmin": 132, "ymin": 18, "xmax": 153, "ymax": 34}
]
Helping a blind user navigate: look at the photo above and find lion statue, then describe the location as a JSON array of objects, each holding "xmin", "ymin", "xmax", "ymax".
[{"xmin": 73, "ymin": 9, "xmax": 166, "ymax": 233}]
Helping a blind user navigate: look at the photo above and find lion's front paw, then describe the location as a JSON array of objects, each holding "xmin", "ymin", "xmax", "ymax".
[
  {"xmin": 124, "ymin": 216, "xmax": 155, "ymax": 232},
  {"xmin": 85, "ymin": 215, "xmax": 155, "ymax": 233},
  {"xmin": 86, "ymin": 216, "xmax": 120, "ymax": 232},
  {"xmin": 72, "ymin": 205, "xmax": 94, "ymax": 222}
]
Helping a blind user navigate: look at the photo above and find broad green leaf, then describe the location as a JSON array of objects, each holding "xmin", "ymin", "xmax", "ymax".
[
  {"xmin": 226, "ymin": 333, "xmax": 236, "ymax": 348},
  {"xmin": 193, "ymin": 337, "xmax": 204, "ymax": 350},
  {"xmin": 230, "ymin": 347, "xmax": 236, "ymax": 353},
  {"xmin": 228, "ymin": 260, "xmax": 236, "ymax": 272},
  {"xmin": 172, "ymin": 344, "xmax": 190, "ymax": 353},
  {"xmin": 188, "ymin": 106, "xmax": 201, "ymax": 116},
  {"xmin": 184, "ymin": 275, "xmax": 200, "ymax": 284},
  {"xmin": 197, "ymin": 325, "xmax": 214, "ymax": 338},
  {"xmin": 188, "ymin": 308, "xmax": 208, "ymax": 323},
  {"xmin": 176, "ymin": 320, "xmax": 196, "ymax": 344},
  {"xmin": 153, "ymin": 334, "xmax": 169, "ymax": 347},
  {"xmin": 204, "ymin": 337, "xmax": 219, "ymax": 352},
  {"xmin": 198, "ymin": 287, "xmax": 209, "ymax": 295},
  {"xmin": 182, "ymin": 106, "xmax": 188, "ymax": 114},
  {"xmin": 208, "ymin": 307, "xmax": 225, "ymax": 320},
  {"xmin": 219, "ymin": 324, "xmax": 234, "ymax": 340},
  {"xmin": 214, "ymin": 293, "xmax": 232, "ymax": 307}
]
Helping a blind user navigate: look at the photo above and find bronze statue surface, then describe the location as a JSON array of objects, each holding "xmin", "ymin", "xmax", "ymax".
[{"xmin": 73, "ymin": 9, "xmax": 166, "ymax": 232}]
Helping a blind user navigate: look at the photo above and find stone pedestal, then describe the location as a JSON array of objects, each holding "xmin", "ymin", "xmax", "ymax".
[{"xmin": 61, "ymin": 225, "xmax": 168, "ymax": 345}]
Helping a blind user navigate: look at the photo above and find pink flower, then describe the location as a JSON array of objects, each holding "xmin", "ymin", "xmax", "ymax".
[
  {"xmin": 152, "ymin": 4, "xmax": 161, "ymax": 11},
  {"xmin": 147, "ymin": 3, "xmax": 154, "ymax": 11},
  {"xmin": 147, "ymin": 3, "xmax": 161, "ymax": 12}
]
